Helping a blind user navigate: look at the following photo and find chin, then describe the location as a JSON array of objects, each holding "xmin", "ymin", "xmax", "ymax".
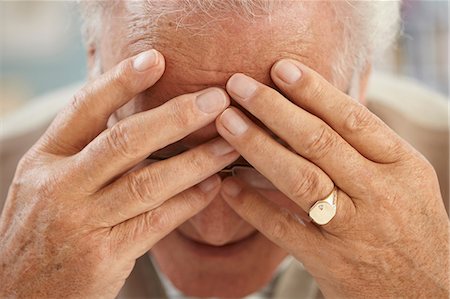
[{"xmin": 151, "ymin": 230, "xmax": 288, "ymax": 298}]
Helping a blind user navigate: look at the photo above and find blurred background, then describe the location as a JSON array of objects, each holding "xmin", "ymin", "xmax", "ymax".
[
  {"xmin": 0, "ymin": 1, "xmax": 448, "ymax": 117},
  {"xmin": 1, "ymin": 1, "xmax": 86, "ymax": 116}
]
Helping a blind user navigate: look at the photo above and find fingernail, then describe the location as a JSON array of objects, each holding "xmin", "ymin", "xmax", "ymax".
[
  {"xmin": 133, "ymin": 50, "xmax": 158, "ymax": 72},
  {"xmin": 210, "ymin": 138, "xmax": 236, "ymax": 156},
  {"xmin": 274, "ymin": 60, "xmax": 302, "ymax": 84},
  {"xmin": 196, "ymin": 89, "xmax": 227, "ymax": 113},
  {"xmin": 198, "ymin": 176, "xmax": 219, "ymax": 193},
  {"xmin": 227, "ymin": 74, "xmax": 258, "ymax": 99},
  {"xmin": 221, "ymin": 109, "xmax": 248, "ymax": 136},
  {"xmin": 222, "ymin": 179, "xmax": 242, "ymax": 197}
]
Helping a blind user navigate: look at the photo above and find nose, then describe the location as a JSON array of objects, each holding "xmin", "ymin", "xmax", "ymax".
[{"xmin": 185, "ymin": 192, "xmax": 256, "ymax": 246}]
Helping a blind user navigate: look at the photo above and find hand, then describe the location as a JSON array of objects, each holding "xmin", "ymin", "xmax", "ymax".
[
  {"xmin": 216, "ymin": 59, "xmax": 449, "ymax": 298},
  {"xmin": 0, "ymin": 50, "xmax": 238, "ymax": 298}
]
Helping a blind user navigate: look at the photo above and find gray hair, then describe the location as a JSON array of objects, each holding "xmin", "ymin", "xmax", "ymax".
[{"xmin": 79, "ymin": 0, "xmax": 402, "ymax": 87}]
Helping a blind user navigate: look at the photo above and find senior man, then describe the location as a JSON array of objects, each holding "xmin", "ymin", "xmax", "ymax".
[{"xmin": 1, "ymin": 1, "xmax": 449, "ymax": 298}]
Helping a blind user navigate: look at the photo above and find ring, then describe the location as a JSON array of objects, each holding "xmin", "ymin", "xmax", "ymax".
[{"xmin": 309, "ymin": 186, "xmax": 338, "ymax": 225}]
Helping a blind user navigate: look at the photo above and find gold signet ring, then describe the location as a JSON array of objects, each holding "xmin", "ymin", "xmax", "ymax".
[{"xmin": 309, "ymin": 186, "xmax": 337, "ymax": 225}]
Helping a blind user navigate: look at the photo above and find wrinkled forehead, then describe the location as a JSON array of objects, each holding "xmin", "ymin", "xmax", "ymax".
[{"xmin": 100, "ymin": 1, "xmax": 345, "ymax": 104}]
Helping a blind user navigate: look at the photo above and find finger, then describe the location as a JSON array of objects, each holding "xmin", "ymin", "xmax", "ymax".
[
  {"xmin": 220, "ymin": 177, "xmax": 323, "ymax": 257},
  {"xmin": 221, "ymin": 177, "xmax": 356, "ymax": 236},
  {"xmin": 39, "ymin": 49, "xmax": 165, "ymax": 155},
  {"xmin": 110, "ymin": 174, "xmax": 219, "ymax": 258},
  {"xmin": 93, "ymin": 138, "xmax": 239, "ymax": 226},
  {"xmin": 226, "ymin": 73, "xmax": 376, "ymax": 193},
  {"xmin": 216, "ymin": 107, "xmax": 335, "ymax": 214},
  {"xmin": 77, "ymin": 87, "xmax": 230, "ymax": 189},
  {"xmin": 270, "ymin": 59, "xmax": 409, "ymax": 164}
]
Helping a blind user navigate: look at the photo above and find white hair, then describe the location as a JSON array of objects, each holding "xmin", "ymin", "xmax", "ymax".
[{"xmin": 79, "ymin": 0, "xmax": 402, "ymax": 88}]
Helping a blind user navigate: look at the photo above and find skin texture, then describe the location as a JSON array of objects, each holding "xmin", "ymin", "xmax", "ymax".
[
  {"xmin": 218, "ymin": 64, "xmax": 449, "ymax": 297},
  {"xmin": 97, "ymin": 3, "xmax": 353, "ymax": 296},
  {"xmin": 0, "ymin": 1, "xmax": 448, "ymax": 299},
  {"xmin": 0, "ymin": 49, "xmax": 243, "ymax": 297}
]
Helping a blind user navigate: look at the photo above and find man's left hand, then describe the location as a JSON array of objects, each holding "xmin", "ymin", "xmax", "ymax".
[{"xmin": 216, "ymin": 59, "xmax": 449, "ymax": 298}]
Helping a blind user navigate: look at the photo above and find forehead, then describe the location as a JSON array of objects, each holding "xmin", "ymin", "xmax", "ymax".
[{"xmin": 101, "ymin": 1, "xmax": 343, "ymax": 108}]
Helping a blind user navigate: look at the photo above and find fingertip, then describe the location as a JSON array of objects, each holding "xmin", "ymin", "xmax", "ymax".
[
  {"xmin": 132, "ymin": 50, "xmax": 158, "ymax": 72},
  {"xmin": 225, "ymin": 73, "xmax": 242, "ymax": 92},
  {"xmin": 213, "ymin": 87, "xmax": 230, "ymax": 102},
  {"xmin": 130, "ymin": 49, "xmax": 165, "ymax": 77},
  {"xmin": 215, "ymin": 110, "xmax": 225, "ymax": 130},
  {"xmin": 221, "ymin": 177, "xmax": 243, "ymax": 199},
  {"xmin": 153, "ymin": 49, "xmax": 166, "ymax": 71},
  {"xmin": 198, "ymin": 174, "xmax": 221, "ymax": 194},
  {"xmin": 271, "ymin": 59, "xmax": 303, "ymax": 85},
  {"xmin": 198, "ymin": 87, "xmax": 230, "ymax": 102}
]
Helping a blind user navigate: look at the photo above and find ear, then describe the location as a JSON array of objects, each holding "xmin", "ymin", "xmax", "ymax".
[{"xmin": 358, "ymin": 63, "xmax": 372, "ymax": 104}]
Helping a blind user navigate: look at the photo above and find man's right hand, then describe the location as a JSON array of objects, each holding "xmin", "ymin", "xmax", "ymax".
[{"xmin": 0, "ymin": 49, "xmax": 238, "ymax": 298}]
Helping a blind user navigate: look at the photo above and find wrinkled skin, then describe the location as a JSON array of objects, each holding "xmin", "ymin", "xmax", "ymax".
[
  {"xmin": 98, "ymin": 2, "xmax": 357, "ymax": 296},
  {"xmin": 216, "ymin": 63, "xmax": 449, "ymax": 298},
  {"xmin": 1, "ymin": 1, "xmax": 449, "ymax": 298},
  {"xmin": 0, "ymin": 51, "xmax": 239, "ymax": 297}
]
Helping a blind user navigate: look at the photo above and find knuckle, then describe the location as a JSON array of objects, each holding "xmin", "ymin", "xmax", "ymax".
[
  {"xmin": 187, "ymin": 150, "xmax": 207, "ymax": 173},
  {"xmin": 413, "ymin": 155, "xmax": 437, "ymax": 180},
  {"xmin": 303, "ymin": 125, "xmax": 336, "ymax": 160},
  {"xmin": 144, "ymin": 209, "xmax": 171, "ymax": 232},
  {"xmin": 180, "ymin": 190, "xmax": 205, "ymax": 211},
  {"xmin": 69, "ymin": 86, "xmax": 107, "ymax": 122},
  {"xmin": 15, "ymin": 152, "xmax": 37, "ymax": 175},
  {"xmin": 127, "ymin": 168, "xmax": 164, "ymax": 205},
  {"xmin": 386, "ymin": 140, "xmax": 408, "ymax": 161},
  {"xmin": 343, "ymin": 105, "xmax": 377, "ymax": 134},
  {"xmin": 126, "ymin": 174, "xmax": 149, "ymax": 205},
  {"xmin": 144, "ymin": 168, "xmax": 166, "ymax": 200},
  {"xmin": 305, "ymin": 75, "xmax": 327, "ymax": 100},
  {"xmin": 263, "ymin": 215, "xmax": 288, "ymax": 241},
  {"xmin": 106, "ymin": 123, "xmax": 136, "ymax": 159},
  {"xmin": 168, "ymin": 98, "xmax": 193, "ymax": 129},
  {"xmin": 289, "ymin": 170, "xmax": 322, "ymax": 203},
  {"xmin": 69, "ymin": 88, "xmax": 90, "ymax": 113}
]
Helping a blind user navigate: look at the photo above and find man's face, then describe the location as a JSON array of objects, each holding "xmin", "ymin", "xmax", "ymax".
[{"xmin": 97, "ymin": 1, "xmax": 350, "ymax": 297}]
